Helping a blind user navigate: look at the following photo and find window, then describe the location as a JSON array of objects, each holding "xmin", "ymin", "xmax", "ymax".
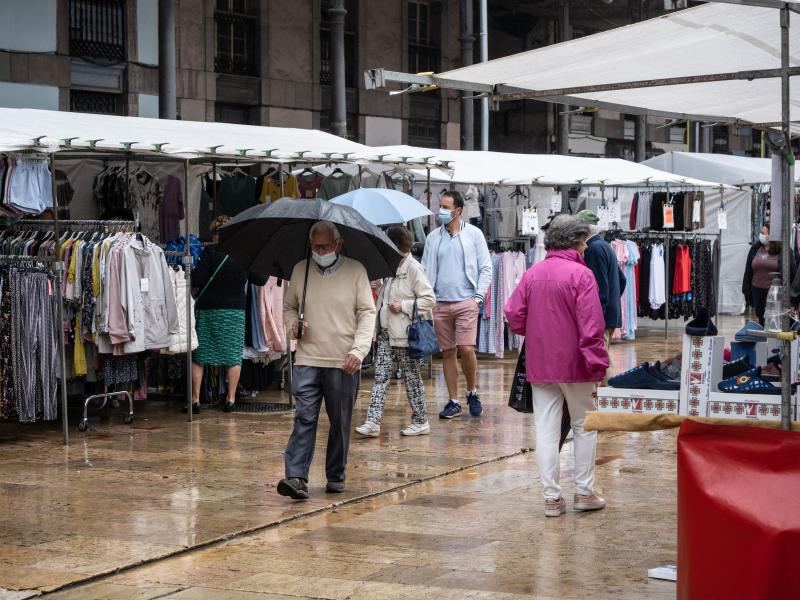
[
  {"xmin": 319, "ymin": 0, "xmax": 358, "ymax": 87},
  {"xmin": 215, "ymin": 0, "xmax": 259, "ymax": 76},
  {"xmin": 68, "ymin": 0, "xmax": 126, "ymax": 61},
  {"xmin": 215, "ymin": 103, "xmax": 253, "ymax": 125},
  {"xmin": 70, "ymin": 90, "xmax": 120, "ymax": 114},
  {"xmin": 407, "ymin": 1, "xmax": 441, "ymax": 147},
  {"xmin": 408, "ymin": 94, "xmax": 441, "ymax": 148},
  {"xmin": 408, "ymin": 0, "xmax": 439, "ymax": 73}
]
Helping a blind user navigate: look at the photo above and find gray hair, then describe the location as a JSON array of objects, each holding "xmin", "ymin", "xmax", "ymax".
[
  {"xmin": 544, "ymin": 215, "xmax": 591, "ymax": 250},
  {"xmin": 309, "ymin": 220, "xmax": 341, "ymax": 241}
]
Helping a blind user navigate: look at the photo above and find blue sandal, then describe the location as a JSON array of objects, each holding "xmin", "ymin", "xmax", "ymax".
[{"xmin": 717, "ymin": 367, "xmax": 779, "ymax": 395}]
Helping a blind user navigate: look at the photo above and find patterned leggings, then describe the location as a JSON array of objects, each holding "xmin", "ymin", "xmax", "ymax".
[
  {"xmin": 367, "ymin": 330, "xmax": 427, "ymax": 425},
  {"xmin": 11, "ymin": 270, "xmax": 59, "ymax": 422}
]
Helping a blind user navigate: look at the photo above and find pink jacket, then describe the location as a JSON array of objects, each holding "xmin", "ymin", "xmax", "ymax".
[{"xmin": 504, "ymin": 249, "xmax": 608, "ymax": 383}]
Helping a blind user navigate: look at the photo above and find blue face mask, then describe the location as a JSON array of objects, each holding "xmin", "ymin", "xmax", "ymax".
[
  {"xmin": 759, "ymin": 233, "xmax": 768, "ymax": 245},
  {"xmin": 439, "ymin": 208, "xmax": 454, "ymax": 225}
]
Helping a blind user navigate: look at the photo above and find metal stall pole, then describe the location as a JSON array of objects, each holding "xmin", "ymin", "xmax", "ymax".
[
  {"xmin": 279, "ymin": 162, "xmax": 285, "ymax": 198},
  {"xmin": 125, "ymin": 152, "xmax": 130, "ymax": 210},
  {"xmin": 184, "ymin": 160, "xmax": 194, "ymax": 421},
  {"xmin": 212, "ymin": 162, "xmax": 218, "ymax": 217},
  {"xmin": 426, "ymin": 166, "xmax": 433, "ymax": 380},
  {"xmin": 779, "ymin": 5, "xmax": 792, "ymax": 431},
  {"xmin": 664, "ymin": 231, "xmax": 669, "ymax": 340},
  {"xmin": 50, "ymin": 154, "xmax": 69, "ymax": 444}
]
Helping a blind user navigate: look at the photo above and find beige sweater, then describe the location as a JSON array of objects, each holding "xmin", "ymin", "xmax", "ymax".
[{"xmin": 283, "ymin": 257, "xmax": 376, "ymax": 368}]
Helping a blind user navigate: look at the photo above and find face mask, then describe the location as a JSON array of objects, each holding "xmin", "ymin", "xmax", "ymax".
[
  {"xmin": 759, "ymin": 234, "xmax": 768, "ymax": 245},
  {"xmin": 439, "ymin": 209, "xmax": 454, "ymax": 225},
  {"xmin": 312, "ymin": 251, "xmax": 337, "ymax": 268}
]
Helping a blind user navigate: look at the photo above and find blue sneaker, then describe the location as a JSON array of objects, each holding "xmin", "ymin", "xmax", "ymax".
[
  {"xmin": 466, "ymin": 391, "xmax": 483, "ymax": 416},
  {"xmin": 439, "ymin": 400, "xmax": 462, "ymax": 419}
]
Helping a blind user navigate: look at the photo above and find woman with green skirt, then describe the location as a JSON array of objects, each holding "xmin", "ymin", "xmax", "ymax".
[{"xmin": 186, "ymin": 215, "xmax": 267, "ymax": 413}]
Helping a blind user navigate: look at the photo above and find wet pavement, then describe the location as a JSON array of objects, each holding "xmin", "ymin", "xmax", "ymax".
[{"xmin": 0, "ymin": 318, "xmax": 743, "ymax": 598}]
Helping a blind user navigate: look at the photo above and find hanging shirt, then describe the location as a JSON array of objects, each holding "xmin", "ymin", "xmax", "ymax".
[{"xmin": 649, "ymin": 243, "xmax": 666, "ymax": 310}]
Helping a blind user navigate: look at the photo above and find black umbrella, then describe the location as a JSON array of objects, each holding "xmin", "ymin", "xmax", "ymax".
[
  {"xmin": 217, "ymin": 198, "xmax": 402, "ymax": 339},
  {"xmin": 218, "ymin": 198, "xmax": 401, "ymax": 280}
]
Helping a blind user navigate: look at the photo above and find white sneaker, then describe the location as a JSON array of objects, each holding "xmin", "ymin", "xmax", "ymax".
[
  {"xmin": 355, "ymin": 422, "xmax": 380, "ymax": 437},
  {"xmin": 401, "ymin": 422, "xmax": 430, "ymax": 436}
]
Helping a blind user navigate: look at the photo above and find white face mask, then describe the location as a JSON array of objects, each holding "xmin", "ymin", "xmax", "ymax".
[{"xmin": 312, "ymin": 251, "xmax": 337, "ymax": 268}]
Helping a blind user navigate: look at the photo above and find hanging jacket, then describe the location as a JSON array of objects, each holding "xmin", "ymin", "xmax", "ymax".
[
  {"xmin": 108, "ymin": 237, "xmax": 180, "ymax": 353},
  {"xmin": 374, "ymin": 255, "xmax": 436, "ymax": 348},
  {"xmin": 504, "ymin": 249, "xmax": 608, "ymax": 383},
  {"xmin": 163, "ymin": 267, "xmax": 198, "ymax": 354}
]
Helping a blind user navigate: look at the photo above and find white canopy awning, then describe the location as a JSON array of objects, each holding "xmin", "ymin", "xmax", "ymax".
[
  {"xmin": 0, "ymin": 108, "xmax": 369, "ymax": 162},
  {"xmin": 643, "ymin": 151, "xmax": 800, "ymax": 186},
  {"xmin": 432, "ymin": 2, "xmax": 799, "ymax": 127},
  {"xmin": 365, "ymin": 145, "xmax": 729, "ymax": 188}
]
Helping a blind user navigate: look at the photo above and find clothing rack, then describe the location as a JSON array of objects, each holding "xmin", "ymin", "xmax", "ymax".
[
  {"xmin": 15, "ymin": 219, "xmax": 136, "ymax": 232},
  {"xmin": 605, "ymin": 230, "xmax": 721, "ymax": 339}
]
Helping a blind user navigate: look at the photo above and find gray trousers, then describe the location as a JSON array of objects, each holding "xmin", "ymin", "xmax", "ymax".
[{"xmin": 284, "ymin": 365, "xmax": 359, "ymax": 483}]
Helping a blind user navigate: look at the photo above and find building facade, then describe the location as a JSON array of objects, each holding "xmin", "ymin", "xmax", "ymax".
[{"xmin": 0, "ymin": 0, "xmax": 765, "ymax": 157}]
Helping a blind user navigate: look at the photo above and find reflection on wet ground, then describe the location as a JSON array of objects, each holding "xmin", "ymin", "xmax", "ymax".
[{"xmin": 1, "ymin": 318, "xmax": 743, "ymax": 597}]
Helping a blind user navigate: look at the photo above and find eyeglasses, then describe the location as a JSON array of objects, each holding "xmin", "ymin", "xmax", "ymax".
[{"xmin": 311, "ymin": 241, "xmax": 338, "ymax": 254}]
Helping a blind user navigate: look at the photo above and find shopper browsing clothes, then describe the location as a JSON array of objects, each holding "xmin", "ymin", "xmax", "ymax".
[
  {"xmin": 743, "ymin": 224, "xmax": 795, "ymax": 325},
  {"xmin": 278, "ymin": 221, "xmax": 376, "ymax": 500},
  {"xmin": 356, "ymin": 226, "xmax": 436, "ymax": 438},
  {"xmin": 421, "ymin": 191, "xmax": 492, "ymax": 419},
  {"xmin": 576, "ymin": 210, "xmax": 626, "ymax": 374},
  {"xmin": 504, "ymin": 215, "xmax": 608, "ymax": 518},
  {"xmin": 188, "ymin": 215, "xmax": 267, "ymax": 413}
]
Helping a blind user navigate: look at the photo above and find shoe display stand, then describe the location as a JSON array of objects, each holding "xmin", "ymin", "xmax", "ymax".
[
  {"xmin": 595, "ymin": 387, "xmax": 680, "ymax": 415},
  {"xmin": 708, "ymin": 339, "xmax": 799, "ymax": 423},
  {"xmin": 596, "ymin": 336, "xmax": 799, "ymax": 420},
  {"xmin": 680, "ymin": 335, "xmax": 724, "ymax": 417}
]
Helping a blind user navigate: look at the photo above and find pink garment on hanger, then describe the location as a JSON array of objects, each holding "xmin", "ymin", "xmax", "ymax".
[{"xmin": 260, "ymin": 277, "xmax": 287, "ymax": 353}]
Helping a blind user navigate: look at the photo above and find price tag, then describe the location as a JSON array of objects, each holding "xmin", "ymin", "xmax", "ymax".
[
  {"xmin": 550, "ymin": 192, "xmax": 562, "ymax": 214},
  {"xmin": 140, "ymin": 278, "xmax": 150, "ymax": 293},
  {"xmin": 718, "ymin": 207, "xmax": 728, "ymax": 230},
  {"xmin": 663, "ymin": 204, "xmax": 675, "ymax": 229},
  {"xmin": 597, "ymin": 205, "xmax": 612, "ymax": 230},
  {"xmin": 519, "ymin": 208, "xmax": 539, "ymax": 236},
  {"xmin": 692, "ymin": 199, "xmax": 701, "ymax": 224}
]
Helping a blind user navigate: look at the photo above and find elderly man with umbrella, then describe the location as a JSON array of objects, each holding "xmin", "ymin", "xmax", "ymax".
[{"xmin": 218, "ymin": 199, "xmax": 400, "ymax": 500}]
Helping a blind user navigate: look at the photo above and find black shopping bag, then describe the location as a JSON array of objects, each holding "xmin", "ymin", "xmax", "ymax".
[
  {"xmin": 508, "ymin": 342, "xmax": 533, "ymax": 413},
  {"xmin": 508, "ymin": 340, "xmax": 572, "ymax": 450}
]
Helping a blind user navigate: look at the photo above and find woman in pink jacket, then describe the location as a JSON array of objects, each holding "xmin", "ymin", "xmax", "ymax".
[{"xmin": 504, "ymin": 215, "xmax": 609, "ymax": 518}]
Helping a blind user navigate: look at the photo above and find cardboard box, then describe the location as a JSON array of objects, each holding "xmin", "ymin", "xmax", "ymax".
[
  {"xmin": 596, "ymin": 387, "xmax": 680, "ymax": 415},
  {"xmin": 730, "ymin": 340, "xmax": 767, "ymax": 367},
  {"xmin": 680, "ymin": 335, "xmax": 724, "ymax": 417},
  {"xmin": 707, "ymin": 392, "xmax": 797, "ymax": 422}
]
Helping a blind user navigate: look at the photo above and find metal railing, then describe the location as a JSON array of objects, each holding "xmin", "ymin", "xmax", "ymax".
[{"xmin": 68, "ymin": 0, "xmax": 126, "ymax": 61}]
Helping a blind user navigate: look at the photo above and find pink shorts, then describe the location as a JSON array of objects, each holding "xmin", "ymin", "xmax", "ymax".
[{"xmin": 433, "ymin": 299, "xmax": 480, "ymax": 351}]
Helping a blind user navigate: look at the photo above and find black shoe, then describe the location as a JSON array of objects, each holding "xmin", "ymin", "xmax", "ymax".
[
  {"xmin": 722, "ymin": 357, "xmax": 753, "ymax": 380},
  {"xmin": 685, "ymin": 308, "xmax": 718, "ymax": 337},
  {"xmin": 223, "ymin": 401, "xmax": 236, "ymax": 413},
  {"xmin": 326, "ymin": 481, "xmax": 345, "ymax": 493},
  {"xmin": 277, "ymin": 477, "xmax": 309, "ymax": 500},
  {"xmin": 180, "ymin": 402, "xmax": 201, "ymax": 414}
]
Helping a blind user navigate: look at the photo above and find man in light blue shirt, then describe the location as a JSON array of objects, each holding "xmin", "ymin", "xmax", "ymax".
[{"xmin": 421, "ymin": 191, "xmax": 492, "ymax": 419}]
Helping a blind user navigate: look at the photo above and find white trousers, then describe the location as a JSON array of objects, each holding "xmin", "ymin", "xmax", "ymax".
[{"xmin": 532, "ymin": 382, "xmax": 598, "ymax": 500}]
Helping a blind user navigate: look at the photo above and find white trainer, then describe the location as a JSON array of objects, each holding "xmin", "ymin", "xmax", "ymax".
[
  {"xmin": 355, "ymin": 422, "xmax": 380, "ymax": 437},
  {"xmin": 401, "ymin": 422, "xmax": 431, "ymax": 436}
]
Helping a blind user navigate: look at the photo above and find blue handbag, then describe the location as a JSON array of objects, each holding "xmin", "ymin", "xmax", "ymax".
[{"xmin": 406, "ymin": 299, "xmax": 440, "ymax": 360}]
